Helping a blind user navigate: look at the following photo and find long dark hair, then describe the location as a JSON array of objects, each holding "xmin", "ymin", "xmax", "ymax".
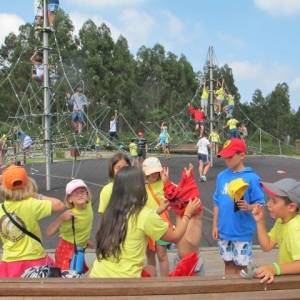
[
  {"xmin": 96, "ymin": 166, "xmax": 147, "ymax": 261},
  {"xmin": 108, "ymin": 152, "xmax": 131, "ymax": 179}
]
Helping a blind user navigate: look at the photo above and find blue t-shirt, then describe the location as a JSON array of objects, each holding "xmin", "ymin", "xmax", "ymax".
[{"xmin": 213, "ymin": 167, "xmax": 265, "ymax": 242}]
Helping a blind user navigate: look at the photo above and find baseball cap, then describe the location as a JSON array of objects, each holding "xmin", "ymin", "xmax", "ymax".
[
  {"xmin": 2, "ymin": 165, "xmax": 29, "ymax": 190},
  {"xmin": 66, "ymin": 179, "xmax": 87, "ymax": 195},
  {"xmin": 227, "ymin": 178, "xmax": 249, "ymax": 201},
  {"xmin": 262, "ymin": 178, "xmax": 300, "ymax": 205},
  {"xmin": 218, "ymin": 139, "xmax": 247, "ymax": 158},
  {"xmin": 142, "ymin": 157, "xmax": 163, "ymax": 176}
]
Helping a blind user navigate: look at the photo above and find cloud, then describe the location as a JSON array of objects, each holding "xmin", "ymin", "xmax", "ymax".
[
  {"xmin": 119, "ymin": 9, "xmax": 156, "ymax": 48},
  {"xmin": 0, "ymin": 13, "xmax": 24, "ymax": 45},
  {"xmin": 290, "ymin": 77, "xmax": 300, "ymax": 92},
  {"xmin": 70, "ymin": 12, "xmax": 121, "ymax": 40},
  {"xmin": 218, "ymin": 32, "xmax": 246, "ymax": 49},
  {"xmin": 68, "ymin": 0, "xmax": 145, "ymax": 7},
  {"xmin": 254, "ymin": 0, "xmax": 300, "ymax": 16}
]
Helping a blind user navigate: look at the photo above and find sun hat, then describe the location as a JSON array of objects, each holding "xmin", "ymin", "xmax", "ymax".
[
  {"xmin": 142, "ymin": 157, "xmax": 163, "ymax": 176},
  {"xmin": 66, "ymin": 179, "xmax": 87, "ymax": 195}
]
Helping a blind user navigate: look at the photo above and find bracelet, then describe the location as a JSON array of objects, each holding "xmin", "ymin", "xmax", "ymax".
[
  {"xmin": 183, "ymin": 214, "xmax": 191, "ymax": 220},
  {"xmin": 272, "ymin": 262, "xmax": 281, "ymax": 276}
]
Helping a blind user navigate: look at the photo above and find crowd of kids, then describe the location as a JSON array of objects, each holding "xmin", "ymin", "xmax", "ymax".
[{"xmin": 0, "ymin": 139, "xmax": 299, "ymax": 282}]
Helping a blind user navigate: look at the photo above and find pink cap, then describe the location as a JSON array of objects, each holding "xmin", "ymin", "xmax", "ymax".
[{"xmin": 66, "ymin": 179, "xmax": 87, "ymax": 195}]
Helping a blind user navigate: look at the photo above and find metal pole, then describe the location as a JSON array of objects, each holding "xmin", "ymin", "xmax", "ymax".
[
  {"xmin": 208, "ymin": 46, "xmax": 214, "ymax": 166},
  {"xmin": 43, "ymin": 0, "xmax": 51, "ymax": 190},
  {"xmin": 259, "ymin": 128, "xmax": 262, "ymax": 153}
]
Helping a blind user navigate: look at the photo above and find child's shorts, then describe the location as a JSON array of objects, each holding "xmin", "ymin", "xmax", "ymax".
[
  {"xmin": 218, "ymin": 240, "xmax": 252, "ymax": 267},
  {"xmin": 197, "ymin": 153, "xmax": 209, "ymax": 164},
  {"xmin": 48, "ymin": 0, "xmax": 59, "ymax": 12}
]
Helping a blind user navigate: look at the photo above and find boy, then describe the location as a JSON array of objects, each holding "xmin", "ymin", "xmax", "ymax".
[
  {"xmin": 201, "ymin": 84, "xmax": 209, "ymax": 115},
  {"xmin": 95, "ymin": 132, "xmax": 101, "ymax": 158},
  {"xmin": 225, "ymin": 117, "xmax": 239, "ymax": 139},
  {"xmin": 212, "ymin": 138, "xmax": 265, "ymax": 275},
  {"xmin": 187, "ymin": 103, "xmax": 205, "ymax": 137},
  {"xmin": 137, "ymin": 131, "xmax": 147, "ymax": 163},
  {"xmin": 252, "ymin": 178, "xmax": 300, "ymax": 283},
  {"xmin": 209, "ymin": 129, "xmax": 220, "ymax": 156},
  {"xmin": 129, "ymin": 139, "xmax": 138, "ymax": 163},
  {"xmin": 196, "ymin": 132, "xmax": 211, "ymax": 182}
]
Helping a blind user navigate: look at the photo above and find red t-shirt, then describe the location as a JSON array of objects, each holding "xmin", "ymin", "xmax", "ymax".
[{"xmin": 188, "ymin": 106, "xmax": 205, "ymax": 122}]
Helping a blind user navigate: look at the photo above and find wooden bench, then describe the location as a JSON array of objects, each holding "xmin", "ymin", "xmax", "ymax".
[
  {"xmin": 170, "ymin": 144, "xmax": 196, "ymax": 154},
  {"xmin": 1, "ymin": 275, "xmax": 300, "ymax": 299}
]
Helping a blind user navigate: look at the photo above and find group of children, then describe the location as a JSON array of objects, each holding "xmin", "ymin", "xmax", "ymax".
[{"xmin": 0, "ymin": 138, "xmax": 299, "ymax": 283}]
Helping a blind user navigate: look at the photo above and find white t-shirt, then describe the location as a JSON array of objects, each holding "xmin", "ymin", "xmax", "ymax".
[
  {"xmin": 109, "ymin": 119, "xmax": 117, "ymax": 133},
  {"xmin": 196, "ymin": 137, "xmax": 210, "ymax": 155}
]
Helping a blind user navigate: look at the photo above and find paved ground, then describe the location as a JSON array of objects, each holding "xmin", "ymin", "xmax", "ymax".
[{"xmin": 28, "ymin": 153, "xmax": 300, "ymax": 249}]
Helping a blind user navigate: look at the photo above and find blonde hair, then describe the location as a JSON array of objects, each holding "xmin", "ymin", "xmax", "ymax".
[
  {"xmin": 0, "ymin": 177, "xmax": 37, "ymax": 201},
  {"xmin": 64, "ymin": 186, "xmax": 92, "ymax": 208}
]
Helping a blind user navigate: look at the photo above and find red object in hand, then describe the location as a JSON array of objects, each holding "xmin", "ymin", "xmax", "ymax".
[{"xmin": 164, "ymin": 170, "xmax": 203, "ymax": 216}]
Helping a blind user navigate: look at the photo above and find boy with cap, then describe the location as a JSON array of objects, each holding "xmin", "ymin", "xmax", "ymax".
[
  {"xmin": 212, "ymin": 138, "xmax": 265, "ymax": 275},
  {"xmin": 252, "ymin": 178, "xmax": 300, "ymax": 283}
]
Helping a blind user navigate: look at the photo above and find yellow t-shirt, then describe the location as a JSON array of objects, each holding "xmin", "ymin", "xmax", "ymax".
[
  {"xmin": 145, "ymin": 180, "xmax": 164, "ymax": 210},
  {"xmin": 268, "ymin": 214, "xmax": 300, "ymax": 264},
  {"xmin": 216, "ymin": 87, "xmax": 225, "ymax": 99},
  {"xmin": 227, "ymin": 118, "xmax": 239, "ymax": 130},
  {"xmin": 227, "ymin": 95, "xmax": 235, "ymax": 106},
  {"xmin": 89, "ymin": 206, "xmax": 168, "ymax": 278},
  {"xmin": 59, "ymin": 202, "xmax": 93, "ymax": 248},
  {"xmin": 95, "ymin": 137, "xmax": 100, "ymax": 146},
  {"xmin": 129, "ymin": 142, "xmax": 138, "ymax": 157},
  {"xmin": 209, "ymin": 132, "xmax": 220, "ymax": 143},
  {"xmin": 201, "ymin": 88, "xmax": 209, "ymax": 100},
  {"xmin": 0, "ymin": 198, "xmax": 52, "ymax": 262},
  {"xmin": 98, "ymin": 182, "xmax": 113, "ymax": 213}
]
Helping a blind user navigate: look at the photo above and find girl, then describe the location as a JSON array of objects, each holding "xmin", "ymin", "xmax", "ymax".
[
  {"xmin": 0, "ymin": 165, "xmax": 64, "ymax": 277},
  {"xmin": 46, "ymin": 179, "xmax": 93, "ymax": 273},
  {"xmin": 142, "ymin": 156, "xmax": 172, "ymax": 276},
  {"xmin": 90, "ymin": 166, "xmax": 201, "ymax": 278},
  {"xmin": 98, "ymin": 152, "xmax": 130, "ymax": 214}
]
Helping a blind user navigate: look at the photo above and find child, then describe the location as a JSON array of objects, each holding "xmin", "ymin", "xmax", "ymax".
[
  {"xmin": 187, "ymin": 103, "xmax": 205, "ymax": 137},
  {"xmin": 201, "ymin": 84, "xmax": 209, "ymax": 115},
  {"xmin": 209, "ymin": 129, "xmax": 220, "ymax": 156},
  {"xmin": 0, "ymin": 165, "xmax": 64, "ymax": 277},
  {"xmin": 109, "ymin": 110, "xmax": 118, "ymax": 141},
  {"xmin": 46, "ymin": 179, "xmax": 93, "ymax": 273},
  {"xmin": 142, "ymin": 157, "xmax": 172, "ymax": 276},
  {"xmin": 155, "ymin": 123, "xmax": 171, "ymax": 159},
  {"xmin": 196, "ymin": 132, "xmax": 211, "ymax": 182},
  {"xmin": 225, "ymin": 94, "xmax": 235, "ymax": 118},
  {"xmin": 128, "ymin": 139, "xmax": 138, "ymax": 163},
  {"xmin": 162, "ymin": 163, "xmax": 204, "ymax": 275},
  {"xmin": 90, "ymin": 166, "xmax": 201, "ymax": 278},
  {"xmin": 98, "ymin": 152, "xmax": 131, "ymax": 214},
  {"xmin": 15, "ymin": 128, "xmax": 33, "ymax": 157},
  {"xmin": 48, "ymin": 0, "xmax": 59, "ymax": 27},
  {"xmin": 215, "ymin": 80, "xmax": 226, "ymax": 115},
  {"xmin": 137, "ymin": 131, "xmax": 147, "ymax": 163},
  {"xmin": 252, "ymin": 178, "xmax": 300, "ymax": 283},
  {"xmin": 225, "ymin": 117, "xmax": 239, "ymax": 139},
  {"xmin": 30, "ymin": 51, "xmax": 44, "ymax": 84},
  {"xmin": 95, "ymin": 133, "xmax": 101, "ymax": 158},
  {"xmin": 212, "ymin": 138, "xmax": 265, "ymax": 276}
]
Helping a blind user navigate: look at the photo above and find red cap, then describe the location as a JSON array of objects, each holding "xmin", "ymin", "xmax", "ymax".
[{"xmin": 218, "ymin": 139, "xmax": 247, "ymax": 158}]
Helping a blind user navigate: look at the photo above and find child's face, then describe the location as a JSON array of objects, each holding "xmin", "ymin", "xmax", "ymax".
[
  {"xmin": 69, "ymin": 187, "xmax": 88, "ymax": 208},
  {"xmin": 113, "ymin": 159, "xmax": 129, "ymax": 177},
  {"xmin": 147, "ymin": 172, "xmax": 160, "ymax": 183},
  {"xmin": 267, "ymin": 196, "xmax": 297, "ymax": 219},
  {"xmin": 224, "ymin": 152, "xmax": 245, "ymax": 170}
]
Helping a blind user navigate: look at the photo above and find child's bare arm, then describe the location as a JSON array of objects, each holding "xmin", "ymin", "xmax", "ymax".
[
  {"xmin": 46, "ymin": 210, "xmax": 73, "ymax": 238},
  {"xmin": 252, "ymin": 205, "xmax": 276, "ymax": 251},
  {"xmin": 212, "ymin": 206, "xmax": 219, "ymax": 240}
]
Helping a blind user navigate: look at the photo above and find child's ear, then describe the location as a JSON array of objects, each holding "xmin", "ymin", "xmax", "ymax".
[{"xmin": 289, "ymin": 202, "xmax": 298, "ymax": 212}]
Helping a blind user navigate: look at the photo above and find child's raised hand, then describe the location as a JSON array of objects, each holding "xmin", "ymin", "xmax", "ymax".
[
  {"xmin": 252, "ymin": 204, "xmax": 264, "ymax": 223},
  {"xmin": 255, "ymin": 265, "xmax": 275, "ymax": 283},
  {"xmin": 160, "ymin": 166, "xmax": 169, "ymax": 183},
  {"xmin": 184, "ymin": 163, "xmax": 194, "ymax": 177},
  {"xmin": 59, "ymin": 209, "xmax": 74, "ymax": 222},
  {"xmin": 184, "ymin": 197, "xmax": 201, "ymax": 217}
]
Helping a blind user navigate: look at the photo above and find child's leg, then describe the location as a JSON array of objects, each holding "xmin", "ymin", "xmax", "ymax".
[
  {"xmin": 200, "ymin": 124, "xmax": 204, "ymax": 137},
  {"xmin": 203, "ymin": 161, "xmax": 210, "ymax": 176},
  {"xmin": 198, "ymin": 159, "xmax": 204, "ymax": 177},
  {"xmin": 146, "ymin": 248, "xmax": 156, "ymax": 268},
  {"xmin": 156, "ymin": 244, "xmax": 169, "ymax": 276},
  {"xmin": 225, "ymin": 261, "xmax": 244, "ymax": 275}
]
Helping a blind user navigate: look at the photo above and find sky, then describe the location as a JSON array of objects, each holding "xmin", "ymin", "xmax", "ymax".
[{"xmin": 1, "ymin": 0, "xmax": 300, "ymax": 110}]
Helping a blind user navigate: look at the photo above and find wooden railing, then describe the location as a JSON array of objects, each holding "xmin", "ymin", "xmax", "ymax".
[{"xmin": 0, "ymin": 275, "xmax": 300, "ymax": 299}]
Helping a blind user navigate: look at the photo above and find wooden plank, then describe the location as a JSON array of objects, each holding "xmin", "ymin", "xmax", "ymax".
[
  {"xmin": 0, "ymin": 275, "xmax": 299, "ymax": 297},
  {"xmin": 2, "ymin": 289, "xmax": 300, "ymax": 300}
]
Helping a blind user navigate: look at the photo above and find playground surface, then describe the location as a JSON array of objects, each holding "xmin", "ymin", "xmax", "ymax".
[{"xmin": 30, "ymin": 153, "xmax": 300, "ymax": 249}]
